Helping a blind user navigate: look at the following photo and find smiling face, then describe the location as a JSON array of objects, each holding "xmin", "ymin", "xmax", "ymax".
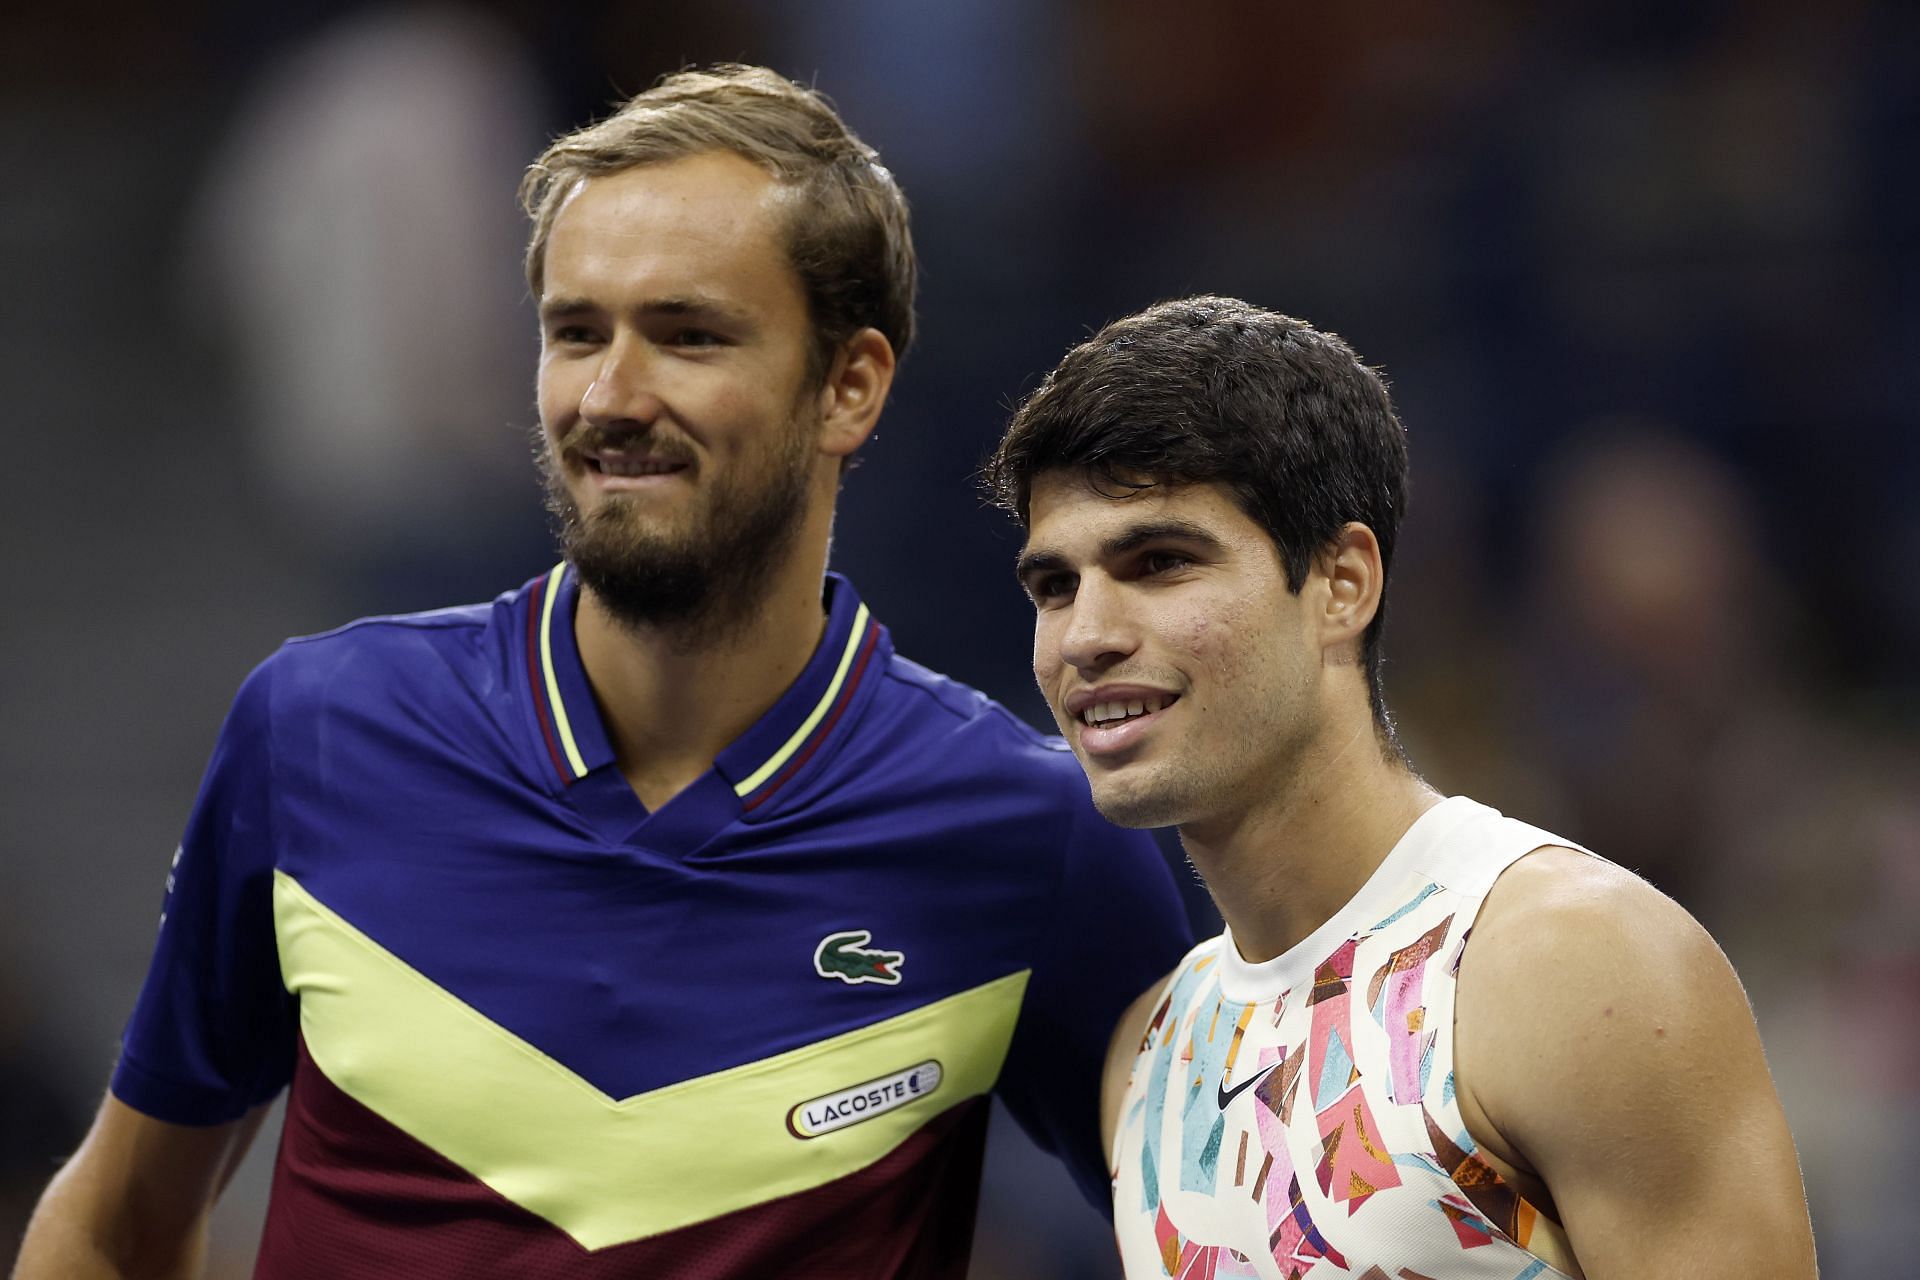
[
  {"xmin": 1021, "ymin": 473, "xmax": 1330, "ymax": 831},
  {"xmin": 535, "ymin": 151, "xmax": 827, "ymax": 632}
]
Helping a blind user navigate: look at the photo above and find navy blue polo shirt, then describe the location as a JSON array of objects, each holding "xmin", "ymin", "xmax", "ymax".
[{"xmin": 113, "ymin": 567, "xmax": 1191, "ymax": 1277}]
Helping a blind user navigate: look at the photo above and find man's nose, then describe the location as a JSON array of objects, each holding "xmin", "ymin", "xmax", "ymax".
[
  {"xmin": 580, "ymin": 334, "xmax": 667, "ymax": 426},
  {"xmin": 1057, "ymin": 576, "xmax": 1137, "ymax": 674}
]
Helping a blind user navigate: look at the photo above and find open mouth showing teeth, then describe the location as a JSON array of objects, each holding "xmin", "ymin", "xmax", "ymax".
[
  {"xmin": 1080, "ymin": 695, "xmax": 1175, "ymax": 727},
  {"xmin": 588, "ymin": 455, "xmax": 687, "ymax": 477}
]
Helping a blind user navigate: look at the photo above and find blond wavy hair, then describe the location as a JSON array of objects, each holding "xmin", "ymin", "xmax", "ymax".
[{"xmin": 520, "ymin": 64, "xmax": 917, "ymax": 377}]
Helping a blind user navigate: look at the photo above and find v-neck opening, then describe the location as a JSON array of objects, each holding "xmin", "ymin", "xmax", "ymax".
[{"xmin": 519, "ymin": 566, "xmax": 890, "ymax": 857}]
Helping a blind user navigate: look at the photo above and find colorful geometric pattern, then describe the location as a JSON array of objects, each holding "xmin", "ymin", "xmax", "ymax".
[{"xmin": 1113, "ymin": 798, "xmax": 1588, "ymax": 1278}]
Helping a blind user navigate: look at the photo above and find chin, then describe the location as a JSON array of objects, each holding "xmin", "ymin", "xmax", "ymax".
[{"xmin": 1086, "ymin": 773, "xmax": 1190, "ymax": 831}]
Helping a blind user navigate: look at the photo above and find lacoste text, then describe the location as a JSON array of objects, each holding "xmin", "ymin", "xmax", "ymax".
[{"xmin": 787, "ymin": 1061, "xmax": 943, "ymax": 1139}]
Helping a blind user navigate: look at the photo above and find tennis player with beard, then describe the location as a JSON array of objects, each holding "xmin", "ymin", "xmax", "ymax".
[{"xmin": 16, "ymin": 66, "xmax": 1188, "ymax": 1280}]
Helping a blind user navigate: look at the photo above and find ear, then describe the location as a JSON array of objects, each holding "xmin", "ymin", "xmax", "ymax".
[
  {"xmin": 815, "ymin": 327, "xmax": 896, "ymax": 458},
  {"xmin": 1316, "ymin": 522, "xmax": 1384, "ymax": 662}
]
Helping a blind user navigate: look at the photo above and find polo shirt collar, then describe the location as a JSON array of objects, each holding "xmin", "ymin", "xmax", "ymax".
[
  {"xmin": 524, "ymin": 561, "xmax": 616, "ymax": 785},
  {"xmin": 714, "ymin": 570, "xmax": 883, "ymax": 816},
  {"xmin": 521, "ymin": 563, "xmax": 886, "ymax": 821}
]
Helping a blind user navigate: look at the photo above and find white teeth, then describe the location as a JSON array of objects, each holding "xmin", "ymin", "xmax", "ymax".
[
  {"xmin": 598, "ymin": 455, "xmax": 681, "ymax": 477},
  {"xmin": 1080, "ymin": 696, "xmax": 1172, "ymax": 727}
]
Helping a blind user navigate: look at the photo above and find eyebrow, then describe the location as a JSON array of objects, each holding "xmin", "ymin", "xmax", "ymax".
[
  {"xmin": 1015, "ymin": 517, "xmax": 1227, "ymax": 582},
  {"xmin": 538, "ymin": 293, "xmax": 758, "ymax": 331}
]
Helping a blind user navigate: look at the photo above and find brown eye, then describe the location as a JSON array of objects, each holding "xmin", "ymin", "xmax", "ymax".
[{"xmin": 1029, "ymin": 573, "xmax": 1076, "ymax": 604}]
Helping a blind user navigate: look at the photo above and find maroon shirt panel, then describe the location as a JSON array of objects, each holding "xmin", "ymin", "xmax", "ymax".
[{"xmin": 254, "ymin": 1038, "xmax": 989, "ymax": 1279}]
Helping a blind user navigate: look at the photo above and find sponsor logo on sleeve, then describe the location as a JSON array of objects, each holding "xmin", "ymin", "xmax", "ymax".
[
  {"xmin": 786, "ymin": 1060, "xmax": 943, "ymax": 1139},
  {"xmin": 159, "ymin": 844, "xmax": 182, "ymax": 929}
]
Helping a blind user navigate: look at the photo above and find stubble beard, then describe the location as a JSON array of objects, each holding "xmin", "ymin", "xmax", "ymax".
[
  {"xmin": 1085, "ymin": 756, "xmax": 1218, "ymax": 831},
  {"xmin": 1082, "ymin": 669, "xmax": 1317, "ymax": 839},
  {"xmin": 1060, "ymin": 689, "xmax": 1223, "ymax": 832},
  {"xmin": 534, "ymin": 413, "xmax": 816, "ymax": 649}
]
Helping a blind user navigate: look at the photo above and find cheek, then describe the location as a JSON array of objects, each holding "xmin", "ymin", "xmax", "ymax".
[
  {"xmin": 681, "ymin": 363, "xmax": 784, "ymax": 430},
  {"xmin": 536, "ymin": 362, "xmax": 582, "ymax": 429},
  {"xmin": 1031, "ymin": 616, "xmax": 1063, "ymax": 682},
  {"xmin": 1179, "ymin": 597, "xmax": 1253, "ymax": 671},
  {"xmin": 1183, "ymin": 612, "xmax": 1220, "ymax": 657},
  {"xmin": 1175, "ymin": 594, "xmax": 1295, "ymax": 718}
]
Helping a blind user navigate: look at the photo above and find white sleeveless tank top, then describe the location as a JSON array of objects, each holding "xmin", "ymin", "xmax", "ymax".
[{"xmin": 1112, "ymin": 797, "xmax": 1586, "ymax": 1279}]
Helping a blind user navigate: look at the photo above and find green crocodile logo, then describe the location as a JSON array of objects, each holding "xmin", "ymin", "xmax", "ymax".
[{"xmin": 814, "ymin": 930, "xmax": 905, "ymax": 986}]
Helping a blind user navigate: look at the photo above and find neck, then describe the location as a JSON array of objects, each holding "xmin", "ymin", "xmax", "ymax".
[
  {"xmin": 1181, "ymin": 708, "xmax": 1441, "ymax": 964},
  {"xmin": 573, "ymin": 481, "xmax": 837, "ymax": 812}
]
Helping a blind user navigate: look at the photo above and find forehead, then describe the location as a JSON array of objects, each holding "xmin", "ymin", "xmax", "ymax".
[
  {"xmin": 1024, "ymin": 472, "xmax": 1268, "ymax": 557},
  {"xmin": 542, "ymin": 151, "xmax": 805, "ymax": 313}
]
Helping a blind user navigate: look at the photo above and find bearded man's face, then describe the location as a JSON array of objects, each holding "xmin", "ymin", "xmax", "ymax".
[{"xmin": 532, "ymin": 155, "xmax": 829, "ymax": 635}]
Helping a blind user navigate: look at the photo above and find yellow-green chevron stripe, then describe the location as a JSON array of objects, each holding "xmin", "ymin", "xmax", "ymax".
[{"xmin": 273, "ymin": 871, "xmax": 1029, "ymax": 1250}]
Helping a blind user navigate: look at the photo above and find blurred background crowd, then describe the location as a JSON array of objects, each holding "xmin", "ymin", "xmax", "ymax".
[{"xmin": 3, "ymin": 1, "xmax": 1916, "ymax": 1275}]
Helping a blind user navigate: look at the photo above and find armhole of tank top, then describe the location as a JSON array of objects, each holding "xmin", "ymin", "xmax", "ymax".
[
  {"xmin": 1127, "ymin": 950, "xmax": 1195, "ymax": 1077},
  {"xmin": 1120, "ymin": 942, "xmax": 1217, "ymax": 1128},
  {"xmin": 1422, "ymin": 839, "xmax": 1585, "ymax": 1275}
]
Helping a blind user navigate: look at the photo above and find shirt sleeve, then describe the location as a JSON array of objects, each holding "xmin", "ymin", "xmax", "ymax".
[
  {"xmin": 110, "ymin": 656, "xmax": 297, "ymax": 1125},
  {"xmin": 995, "ymin": 778, "xmax": 1193, "ymax": 1213}
]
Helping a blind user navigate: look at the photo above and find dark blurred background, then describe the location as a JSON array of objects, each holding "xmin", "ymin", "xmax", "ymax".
[{"xmin": 3, "ymin": 2, "xmax": 1916, "ymax": 1275}]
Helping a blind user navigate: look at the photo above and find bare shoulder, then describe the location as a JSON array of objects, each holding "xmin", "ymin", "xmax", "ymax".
[
  {"xmin": 1469, "ymin": 844, "xmax": 1718, "ymax": 977},
  {"xmin": 1451, "ymin": 844, "xmax": 1781, "ymax": 1197},
  {"xmin": 1459, "ymin": 846, "xmax": 1751, "ymax": 1094},
  {"xmin": 1452, "ymin": 843, "xmax": 1816, "ymax": 1274}
]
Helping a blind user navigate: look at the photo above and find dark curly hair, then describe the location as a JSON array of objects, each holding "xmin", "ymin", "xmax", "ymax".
[{"xmin": 985, "ymin": 295, "xmax": 1410, "ymax": 730}]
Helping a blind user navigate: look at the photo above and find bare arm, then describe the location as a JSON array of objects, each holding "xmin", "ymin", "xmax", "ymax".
[
  {"xmin": 13, "ymin": 1092, "xmax": 268, "ymax": 1280},
  {"xmin": 1102, "ymin": 970, "xmax": 1176, "ymax": 1163},
  {"xmin": 1455, "ymin": 847, "xmax": 1817, "ymax": 1280}
]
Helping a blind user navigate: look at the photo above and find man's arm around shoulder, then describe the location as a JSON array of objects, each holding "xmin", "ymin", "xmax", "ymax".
[
  {"xmin": 1456, "ymin": 847, "xmax": 1818, "ymax": 1280},
  {"xmin": 14, "ymin": 1092, "xmax": 268, "ymax": 1279}
]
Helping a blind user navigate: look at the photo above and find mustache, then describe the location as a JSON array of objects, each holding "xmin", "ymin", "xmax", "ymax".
[{"xmin": 554, "ymin": 422, "xmax": 699, "ymax": 467}]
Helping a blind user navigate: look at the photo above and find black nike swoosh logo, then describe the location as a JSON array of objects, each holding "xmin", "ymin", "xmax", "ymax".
[{"xmin": 1215, "ymin": 1061, "xmax": 1279, "ymax": 1110}]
